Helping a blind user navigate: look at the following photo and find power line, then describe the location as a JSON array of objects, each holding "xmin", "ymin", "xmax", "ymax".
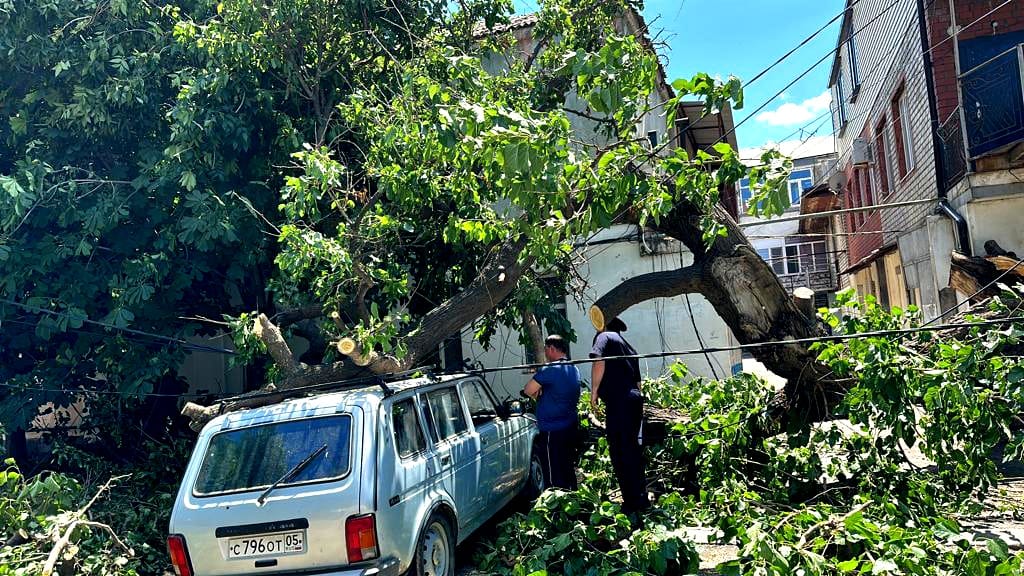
[
  {"xmin": 0, "ymin": 381, "xmax": 226, "ymax": 399},
  {"xmin": 716, "ymin": 0, "xmax": 906, "ymax": 148},
  {"xmin": 738, "ymin": 197, "xmax": 936, "ymax": 227},
  {"xmin": 743, "ymin": 0, "xmax": 862, "ymax": 89},
  {"xmin": 0, "ymin": 298, "xmax": 237, "ymax": 355},
  {"xmin": 465, "ymin": 315, "xmax": 1024, "ymax": 376}
]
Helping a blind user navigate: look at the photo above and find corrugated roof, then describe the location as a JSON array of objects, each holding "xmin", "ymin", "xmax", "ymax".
[{"xmin": 472, "ymin": 12, "xmax": 541, "ymax": 37}]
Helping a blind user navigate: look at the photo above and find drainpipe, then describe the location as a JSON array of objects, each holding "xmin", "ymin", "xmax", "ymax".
[{"xmin": 917, "ymin": 0, "xmax": 972, "ymax": 256}]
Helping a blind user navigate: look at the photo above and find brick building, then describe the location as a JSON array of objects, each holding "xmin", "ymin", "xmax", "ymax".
[{"xmin": 827, "ymin": 0, "xmax": 1024, "ymax": 319}]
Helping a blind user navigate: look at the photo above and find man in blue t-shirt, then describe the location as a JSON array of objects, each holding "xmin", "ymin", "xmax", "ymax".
[{"xmin": 523, "ymin": 334, "xmax": 581, "ymax": 489}]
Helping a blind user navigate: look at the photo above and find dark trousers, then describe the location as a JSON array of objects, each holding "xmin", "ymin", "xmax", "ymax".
[
  {"xmin": 606, "ymin": 393, "xmax": 649, "ymax": 514},
  {"xmin": 538, "ymin": 425, "xmax": 579, "ymax": 490}
]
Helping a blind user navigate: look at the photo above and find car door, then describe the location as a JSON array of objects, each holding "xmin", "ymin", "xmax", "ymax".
[
  {"xmin": 460, "ymin": 378, "xmax": 515, "ymax": 512},
  {"xmin": 376, "ymin": 396, "xmax": 434, "ymax": 568},
  {"xmin": 422, "ymin": 385, "xmax": 479, "ymax": 536}
]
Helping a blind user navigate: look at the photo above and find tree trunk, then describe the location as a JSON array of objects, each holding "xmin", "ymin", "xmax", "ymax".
[{"xmin": 593, "ymin": 200, "xmax": 847, "ymax": 428}]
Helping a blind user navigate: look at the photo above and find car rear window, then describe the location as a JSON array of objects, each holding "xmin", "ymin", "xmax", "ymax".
[{"xmin": 193, "ymin": 415, "xmax": 352, "ymax": 496}]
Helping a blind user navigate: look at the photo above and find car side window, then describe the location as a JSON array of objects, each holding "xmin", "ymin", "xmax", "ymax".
[
  {"xmin": 462, "ymin": 380, "xmax": 498, "ymax": 428},
  {"xmin": 426, "ymin": 387, "xmax": 468, "ymax": 440},
  {"xmin": 392, "ymin": 398, "xmax": 427, "ymax": 458}
]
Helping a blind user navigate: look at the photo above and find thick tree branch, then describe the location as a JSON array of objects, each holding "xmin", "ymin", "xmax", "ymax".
[
  {"xmin": 253, "ymin": 313, "xmax": 301, "ymax": 376},
  {"xmin": 589, "ymin": 263, "xmax": 706, "ymax": 330}
]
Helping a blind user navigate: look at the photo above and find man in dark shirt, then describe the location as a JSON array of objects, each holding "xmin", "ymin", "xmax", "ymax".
[
  {"xmin": 589, "ymin": 317, "xmax": 649, "ymax": 519},
  {"xmin": 523, "ymin": 334, "xmax": 581, "ymax": 489}
]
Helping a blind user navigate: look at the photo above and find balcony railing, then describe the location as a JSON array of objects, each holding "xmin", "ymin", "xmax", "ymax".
[
  {"xmin": 960, "ymin": 44, "xmax": 1024, "ymax": 158},
  {"xmin": 937, "ymin": 111, "xmax": 968, "ymax": 192},
  {"xmin": 759, "ymin": 240, "xmax": 837, "ymax": 294}
]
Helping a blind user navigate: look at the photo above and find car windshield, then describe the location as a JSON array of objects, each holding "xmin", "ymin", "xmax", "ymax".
[{"xmin": 193, "ymin": 415, "xmax": 352, "ymax": 496}]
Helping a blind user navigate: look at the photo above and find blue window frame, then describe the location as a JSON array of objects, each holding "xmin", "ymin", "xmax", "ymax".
[
  {"xmin": 787, "ymin": 169, "xmax": 814, "ymax": 204},
  {"xmin": 738, "ymin": 178, "xmax": 752, "ymax": 211}
]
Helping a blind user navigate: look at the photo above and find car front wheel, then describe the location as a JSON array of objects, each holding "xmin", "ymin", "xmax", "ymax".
[{"xmin": 412, "ymin": 513, "xmax": 454, "ymax": 576}]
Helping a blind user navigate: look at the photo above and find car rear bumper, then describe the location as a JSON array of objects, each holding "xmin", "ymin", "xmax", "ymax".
[{"xmin": 321, "ymin": 556, "xmax": 401, "ymax": 576}]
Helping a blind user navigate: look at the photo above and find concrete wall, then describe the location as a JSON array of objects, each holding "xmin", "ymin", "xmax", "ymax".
[{"xmin": 462, "ymin": 224, "xmax": 742, "ymax": 400}]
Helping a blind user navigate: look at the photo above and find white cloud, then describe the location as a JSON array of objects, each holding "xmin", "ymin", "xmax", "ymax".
[
  {"xmin": 755, "ymin": 90, "xmax": 832, "ymax": 127},
  {"xmin": 740, "ymin": 135, "xmax": 836, "ymax": 163}
]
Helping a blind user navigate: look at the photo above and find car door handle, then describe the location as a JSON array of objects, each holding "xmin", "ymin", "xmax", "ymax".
[{"xmin": 440, "ymin": 455, "xmax": 451, "ymax": 465}]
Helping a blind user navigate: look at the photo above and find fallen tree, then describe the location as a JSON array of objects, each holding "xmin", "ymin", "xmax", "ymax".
[{"xmin": 176, "ymin": 1, "xmax": 844, "ymax": 430}]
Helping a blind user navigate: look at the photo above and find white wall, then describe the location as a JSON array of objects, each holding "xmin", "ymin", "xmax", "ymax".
[{"xmin": 462, "ymin": 224, "xmax": 742, "ymax": 400}]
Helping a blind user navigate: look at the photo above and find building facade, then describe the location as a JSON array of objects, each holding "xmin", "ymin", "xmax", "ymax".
[
  {"xmin": 737, "ymin": 150, "xmax": 841, "ymax": 308},
  {"xmin": 825, "ymin": 0, "xmax": 1024, "ymax": 318}
]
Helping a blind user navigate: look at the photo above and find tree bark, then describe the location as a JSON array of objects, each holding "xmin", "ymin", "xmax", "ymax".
[
  {"xmin": 522, "ymin": 308, "xmax": 546, "ymax": 363},
  {"xmin": 595, "ymin": 200, "xmax": 847, "ymax": 428}
]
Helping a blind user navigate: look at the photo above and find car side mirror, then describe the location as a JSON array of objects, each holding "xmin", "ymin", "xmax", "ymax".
[{"xmin": 498, "ymin": 399, "xmax": 524, "ymax": 419}]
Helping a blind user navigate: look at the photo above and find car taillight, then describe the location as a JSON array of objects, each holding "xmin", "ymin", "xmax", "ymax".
[
  {"xmin": 167, "ymin": 534, "xmax": 193, "ymax": 576},
  {"xmin": 345, "ymin": 514, "xmax": 379, "ymax": 562}
]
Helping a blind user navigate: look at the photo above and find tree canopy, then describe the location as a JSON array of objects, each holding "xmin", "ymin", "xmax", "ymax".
[{"xmin": 1, "ymin": 0, "xmax": 804, "ymax": 437}]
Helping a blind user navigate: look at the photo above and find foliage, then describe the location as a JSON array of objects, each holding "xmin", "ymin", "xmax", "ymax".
[
  {"xmin": 480, "ymin": 298, "xmax": 1024, "ymax": 575},
  {"xmin": 476, "ymin": 444, "xmax": 700, "ymax": 576},
  {"xmin": 0, "ymin": 439, "xmax": 187, "ymax": 576}
]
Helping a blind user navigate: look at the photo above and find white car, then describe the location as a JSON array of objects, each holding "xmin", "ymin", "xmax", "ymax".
[{"xmin": 167, "ymin": 373, "xmax": 543, "ymax": 576}]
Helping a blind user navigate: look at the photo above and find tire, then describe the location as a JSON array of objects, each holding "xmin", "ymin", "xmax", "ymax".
[
  {"xmin": 520, "ymin": 449, "xmax": 546, "ymax": 500},
  {"xmin": 411, "ymin": 513, "xmax": 454, "ymax": 576}
]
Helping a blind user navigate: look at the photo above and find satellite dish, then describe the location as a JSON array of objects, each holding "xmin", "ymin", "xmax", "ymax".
[{"xmin": 828, "ymin": 172, "xmax": 847, "ymax": 192}]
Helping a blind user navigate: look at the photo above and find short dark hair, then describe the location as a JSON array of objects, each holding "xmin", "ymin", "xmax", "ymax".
[
  {"xmin": 606, "ymin": 317, "xmax": 628, "ymax": 332},
  {"xmin": 544, "ymin": 334, "xmax": 569, "ymax": 355}
]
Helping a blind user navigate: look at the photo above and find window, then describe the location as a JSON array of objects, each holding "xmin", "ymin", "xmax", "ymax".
[
  {"xmin": 647, "ymin": 130, "xmax": 659, "ymax": 149},
  {"xmin": 462, "ymin": 380, "xmax": 498, "ymax": 428},
  {"xmin": 835, "ymin": 75, "xmax": 848, "ymax": 128},
  {"xmin": 848, "ymin": 35, "xmax": 861, "ymax": 90},
  {"xmin": 426, "ymin": 387, "xmax": 468, "ymax": 440},
  {"xmin": 891, "ymin": 86, "xmax": 914, "ymax": 178},
  {"xmin": 392, "ymin": 399, "xmax": 427, "ymax": 458},
  {"xmin": 847, "ymin": 173, "xmax": 862, "ymax": 227},
  {"xmin": 769, "ymin": 247, "xmax": 785, "ymax": 275},
  {"xmin": 858, "ymin": 166, "xmax": 874, "ymax": 209},
  {"xmin": 756, "ymin": 248, "xmax": 770, "ymax": 262},
  {"xmin": 674, "ymin": 118, "xmax": 690, "ymax": 149},
  {"xmin": 194, "ymin": 416, "xmax": 352, "ymax": 496},
  {"xmin": 787, "ymin": 169, "xmax": 814, "ymax": 204},
  {"xmin": 738, "ymin": 178, "xmax": 753, "ymax": 212},
  {"xmin": 875, "ymin": 117, "xmax": 893, "ymax": 196},
  {"xmin": 785, "ymin": 245, "xmax": 801, "ymax": 274}
]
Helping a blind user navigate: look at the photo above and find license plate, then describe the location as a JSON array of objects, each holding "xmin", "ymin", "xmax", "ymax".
[{"xmin": 227, "ymin": 530, "xmax": 306, "ymax": 559}]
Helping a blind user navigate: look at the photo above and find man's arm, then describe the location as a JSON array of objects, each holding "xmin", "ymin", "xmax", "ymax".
[
  {"xmin": 590, "ymin": 360, "xmax": 604, "ymax": 411},
  {"xmin": 523, "ymin": 378, "xmax": 542, "ymax": 400}
]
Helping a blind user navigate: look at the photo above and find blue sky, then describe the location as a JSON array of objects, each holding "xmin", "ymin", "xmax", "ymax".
[{"xmin": 514, "ymin": 0, "xmax": 845, "ymax": 157}]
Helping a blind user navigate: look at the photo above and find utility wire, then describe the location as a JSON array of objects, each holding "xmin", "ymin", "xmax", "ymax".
[
  {"xmin": 715, "ymin": 0, "xmax": 906, "ymax": 148},
  {"xmin": 464, "ymin": 315, "xmax": 1024, "ymax": 375},
  {"xmin": 0, "ymin": 298, "xmax": 237, "ymax": 355},
  {"xmin": 743, "ymin": 0, "xmax": 863, "ymax": 90}
]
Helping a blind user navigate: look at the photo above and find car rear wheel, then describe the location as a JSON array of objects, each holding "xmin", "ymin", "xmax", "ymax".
[{"xmin": 412, "ymin": 513, "xmax": 454, "ymax": 576}]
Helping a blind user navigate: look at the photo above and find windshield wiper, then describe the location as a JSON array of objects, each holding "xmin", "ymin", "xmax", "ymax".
[{"xmin": 256, "ymin": 443, "xmax": 328, "ymax": 505}]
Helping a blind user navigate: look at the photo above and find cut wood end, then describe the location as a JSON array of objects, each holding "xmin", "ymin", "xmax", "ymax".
[
  {"xmin": 793, "ymin": 287, "xmax": 814, "ymax": 300},
  {"xmin": 252, "ymin": 314, "xmax": 266, "ymax": 338},
  {"xmin": 337, "ymin": 338, "xmax": 357, "ymax": 355},
  {"xmin": 589, "ymin": 306, "xmax": 605, "ymax": 331}
]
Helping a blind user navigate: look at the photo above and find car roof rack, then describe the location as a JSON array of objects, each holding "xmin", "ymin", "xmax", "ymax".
[{"xmin": 218, "ymin": 366, "xmax": 439, "ymax": 406}]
